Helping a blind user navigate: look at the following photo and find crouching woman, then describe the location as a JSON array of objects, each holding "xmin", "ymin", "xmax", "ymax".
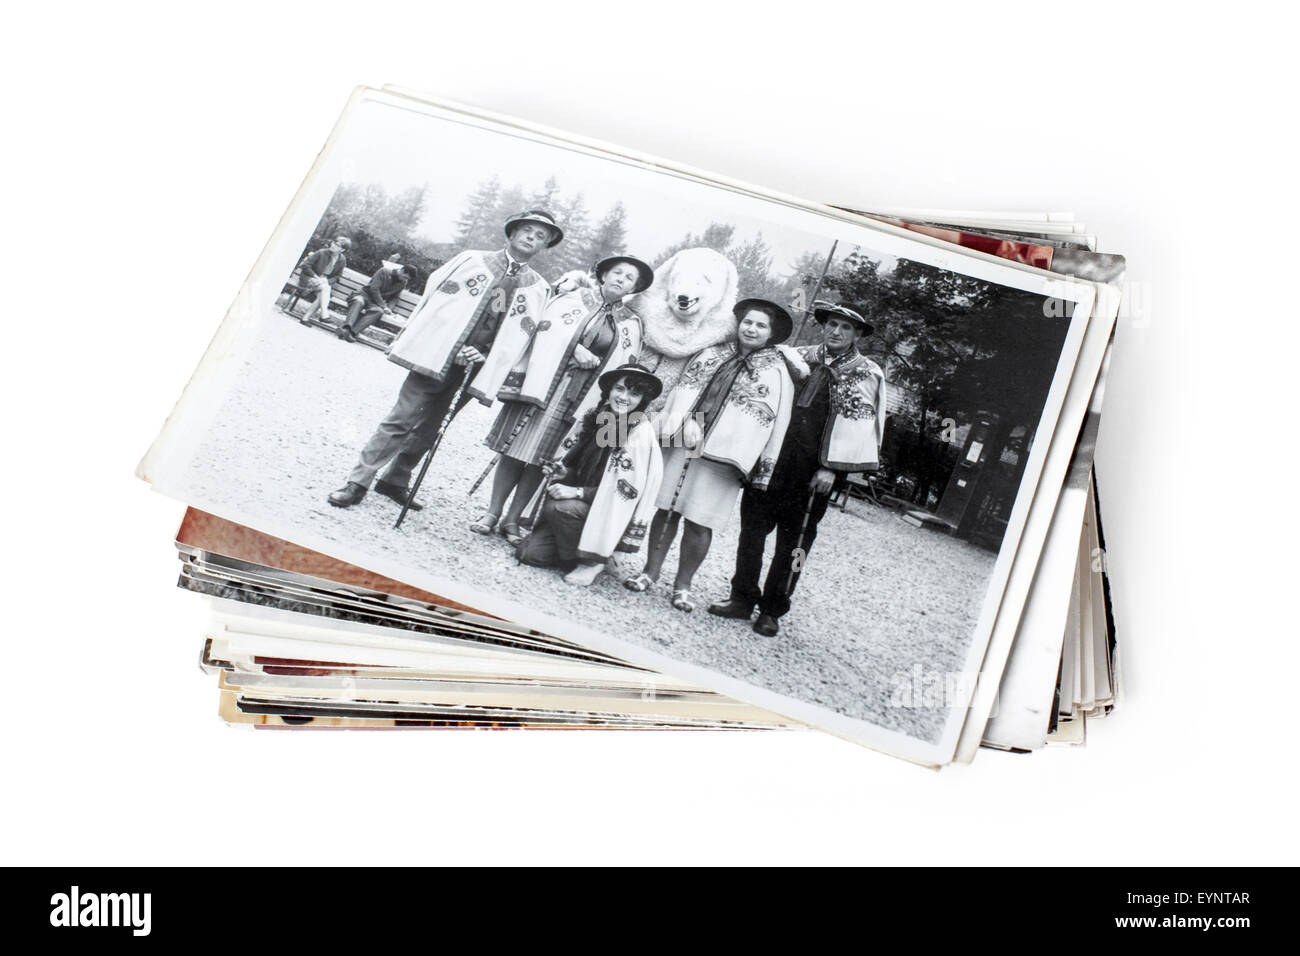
[{"xmin": 516, "ymin": 363, "xmax": 664, "ymax": 586}]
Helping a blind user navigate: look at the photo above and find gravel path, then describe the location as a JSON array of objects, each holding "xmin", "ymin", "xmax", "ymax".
[{"xmin": 180, "ymin": 314, "xmax": 996, "ymax": 742}]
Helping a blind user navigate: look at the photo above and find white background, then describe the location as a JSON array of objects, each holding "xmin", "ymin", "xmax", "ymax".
[{"xmin": 3, "ymin": 1, "xmax": 1296, "ymax": 865}]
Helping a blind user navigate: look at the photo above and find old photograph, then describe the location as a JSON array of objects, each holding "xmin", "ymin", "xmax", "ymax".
[{"xmin": 140, "ymin": 89, "xmax": 1096, "ymax": 762}]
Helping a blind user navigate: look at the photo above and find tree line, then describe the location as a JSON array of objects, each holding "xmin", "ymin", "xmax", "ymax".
[{"xmin": 303, "ymin": 181, "xmax": 446, "ymax": 292}]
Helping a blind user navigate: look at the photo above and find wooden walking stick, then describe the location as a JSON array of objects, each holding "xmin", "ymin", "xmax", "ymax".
[
  {"xmin": 783, "ymin": 490, "xmax": 820, "ymax": 596},
  {"xmin": 467, "ymin": 402, "xmax": 538, "ymax": 497},
  {"xmin": 791, "ymin": 240, "xmax": 838, "ymax": 344},
  {"xmin": 524, "ymin": 467, "xmax": 556, "ymax": 531},
  {"xmin": 649, "ymin": 436, "xmax": 694, "ymax": 558},
  {"xmin": 394, "ymin": 359, "xmax": 480, "ymax": 530},
  {"xmin": 514, "ymin": 467, "xmax": 557, "ymax": 565}
]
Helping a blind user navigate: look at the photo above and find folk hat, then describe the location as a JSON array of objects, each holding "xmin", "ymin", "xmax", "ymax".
[
  {"xmin": 504, "ymin": 209, "xmax": 564, "ymax": 248},
  {"xmin": 594, "ymin": 255, "xmax": 655, "ymax": 294},
  {"xmin": 812, "ymin": 300, "xmax": 873, "ymax": 336},
  {"xmin": 733, "ymin": 297, "xmax": 794, "ymax": 346},
  {"xmin": 597, "ymin": 362, "xmax": 664, "ymax": 404}
]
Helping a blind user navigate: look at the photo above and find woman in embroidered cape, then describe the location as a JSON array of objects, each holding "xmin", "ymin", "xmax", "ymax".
[
  {"xmin": 626, "ymin": 299, "xmax": 800, "ymax": 612},
  {"xmin": 473, "ymin": 255, "xmax": 652, "ymax": 545},
  {"xmin": 516, "ymin": 363, "xmax": 664, "ymax": 587}
]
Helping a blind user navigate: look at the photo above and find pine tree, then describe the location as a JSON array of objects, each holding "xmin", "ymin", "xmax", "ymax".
[
  {"xmin": 652, "ymin": 221, "xmax": 736, "ymax": 265},
  {"xmin": 490, "ymin": 185, "xmax": 528, "ymax": 251},
  {"xmin": 371, "ymin": 183, "xmax": 427, "ymax": 240},
  {"xmin": 528, "ymin": 175, "xmax": 560, "ymax": 213},
  {"xmin": 549, "ymin": 191, "xmax": 592, "ymax": 274},
  {"xmin": 732, "ymin": 232, "xmax": 785, "ymax": 300},
  {"xmin": 453, "ymin": 175, "xmax": 503, "ymax": 251},
  {"xmin": 585, "ymin": 202, "xmax": 629, "ymax": 264}
]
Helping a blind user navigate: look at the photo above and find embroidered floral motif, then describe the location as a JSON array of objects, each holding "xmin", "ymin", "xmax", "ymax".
[
  {"xmin": 616, "ymin": 479, "xmax": 638, "ymax": 500},
  {"xmin": 438, "ymin": 280, "xmax": 460, "ymax": 294},
  {"xmin": 830, "ymin": 375, "xmax": 877, "ymax": 421},
  {"xmin": 745, "ymin": 348, "xmax": 784, "ymax": 372},
  {"xmin": 800, "ymin": 346, "xmax": 882, "ymax": 422},
  {"xmin": 677, "ymin": 351, "xmax": 724, "ymax": 390},
  {"xmin": 753, "ymin": 457, "xmax": 776, "ymax": 481},
  {"xmin": 727, "ymin": 368, "xmax": 777, "ymax": 425},
  {"xmin": 605, "ymin": 451, "xmax": 635, "ymax": 473}
]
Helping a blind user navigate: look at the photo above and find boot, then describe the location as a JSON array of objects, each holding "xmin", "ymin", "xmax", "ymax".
[
  {"xmin": 707, "ymin": 598, "xmax": 756, "ymax": 620},
  {"xmin": 327, "ymin": 481, "xmax": 367, "ymax": 508},
  {"xmin": 373, "ymin": 479, "xmax": 422, "ymax": 511},
  {"xmin": 752, "ymin": 613, "xmax": 780, "ymax": 637}
]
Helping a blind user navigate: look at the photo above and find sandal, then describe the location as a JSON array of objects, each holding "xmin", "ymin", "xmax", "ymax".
[
  {"xmin": 670, "ymin": 589, "xmax": 695, "ymax": 613},
  {"xmin": 469, "ymin": 513, "xmax": 499, "ymax": 535},
  {"xmin": 624, "ymin": 572, "xmax": 655, "ymax": 593},
  {"xmin": 500, "ymin": 522, "xmax": 525, "ymax": 546}
]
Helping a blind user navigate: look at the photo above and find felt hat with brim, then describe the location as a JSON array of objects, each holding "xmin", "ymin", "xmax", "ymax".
[
  {"xmin": 594, "ymin": 255, "xmax": 655, "ymax": 294},
  {"xmin": 813, "ymin": 300, "xmax": 873, "ymax": 336},
  {"xmin": 598, "ymin": 362, "xmax": 663, "ymax": 404},
  {"xmin": 504, "ymin": 209, "xmax": 564, "ymax": 248},
  {"xmin": 733, "ymin": 297, "xmax": 794, "ymax": 345}
]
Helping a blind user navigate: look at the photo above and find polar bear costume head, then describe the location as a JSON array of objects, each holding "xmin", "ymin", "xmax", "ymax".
[{"xmin": 631, "ymin": 248, "xmax": 739, "ymax": 359}]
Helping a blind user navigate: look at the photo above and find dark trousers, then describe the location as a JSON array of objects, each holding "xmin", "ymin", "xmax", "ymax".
[
  {"xmin": 730, "ymin": 485, "xmax": 832, "ymax": 618},
  {"xmin": 343, "ymin": 295, "xmax": 388, "ymax": 334},
  {"xmin": 347, "ymin": 365, "xmax": 478, "ymax": 488},
  {"xmin": 516, "ymin": 497, "xmax": 590, "ymax": 573}
]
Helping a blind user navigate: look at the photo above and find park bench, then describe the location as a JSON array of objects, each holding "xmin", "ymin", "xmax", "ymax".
[
  {"xmin": 833, "ymin": 471, "xmax": 884, "ymax": 515},
  {"xmin": 278, "ymin": 265, "xmax": 421, "ymax": 352}
]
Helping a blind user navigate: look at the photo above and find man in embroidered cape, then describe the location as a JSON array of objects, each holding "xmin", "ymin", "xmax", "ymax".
[
  {"xmin": 709, "ymin": 302, "xmax": 887, "ymax": 637},
  {"xmin": 327, "ymin": 210, "xmax": 562, "ymax": 509}
]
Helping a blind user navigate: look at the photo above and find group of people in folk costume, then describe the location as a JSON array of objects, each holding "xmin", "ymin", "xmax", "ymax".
[{"xmin": 323, "ymin": 209, "xmax": 886, "ymax": 638}]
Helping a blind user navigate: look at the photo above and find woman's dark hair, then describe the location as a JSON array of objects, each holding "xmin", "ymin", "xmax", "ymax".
[{"xmin": 570, "ymin": 377, "xmax": 653, "ymax": 449}]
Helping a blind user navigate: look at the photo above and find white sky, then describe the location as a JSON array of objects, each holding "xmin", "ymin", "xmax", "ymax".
[{"xmin": 336, "ymin": 100, "xmax": 881, "ymax": 278}]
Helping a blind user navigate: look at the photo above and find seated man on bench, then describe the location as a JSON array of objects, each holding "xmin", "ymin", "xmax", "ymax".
[{"xmin": 338, "ymin": 263, "xmax": 413, "ymax": 342}]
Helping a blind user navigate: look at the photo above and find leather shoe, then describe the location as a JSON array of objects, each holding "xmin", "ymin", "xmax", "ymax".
[
  {"xmin": 708, "ymin": 599, "xmax": 755, "ymax": 620},
  {"xmin": 373, "ymin": 479, "xmax": 422, "ymax": 511},
  {"xmin": 327, "ymin": 481, "xmax": 367, "ymax": 508},
  {"xmin": 753, "ymin": 613, "xmax": 780, "ymax": 637}
]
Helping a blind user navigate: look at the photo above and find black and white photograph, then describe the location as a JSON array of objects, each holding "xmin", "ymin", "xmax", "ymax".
[{"xmin": 139, "ymin": 89, "xmax": 1098, "ymax": 763}]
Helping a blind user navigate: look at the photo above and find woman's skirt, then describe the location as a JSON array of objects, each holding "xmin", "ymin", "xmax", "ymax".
[
  {"xmin": 485, "ymin": 368, "xmax": 599, "ymax": 466},
  {"xmin": 485, "ymin": 398, "xmax": 578, "ymax": 466},
  {"xmin": 655, "ymin": 447, "xmax": 745, "ymax": 532}
]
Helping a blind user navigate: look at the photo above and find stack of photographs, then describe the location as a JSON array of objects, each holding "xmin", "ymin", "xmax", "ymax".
[{"xmin": 138, "ymin": 86, "xmax": 1124, "ymax": 766}]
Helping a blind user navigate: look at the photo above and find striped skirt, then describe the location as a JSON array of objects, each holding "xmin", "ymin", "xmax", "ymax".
[{"xmin": 485, "ymin": 398, "xmax": 578, "ymax": 466}]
